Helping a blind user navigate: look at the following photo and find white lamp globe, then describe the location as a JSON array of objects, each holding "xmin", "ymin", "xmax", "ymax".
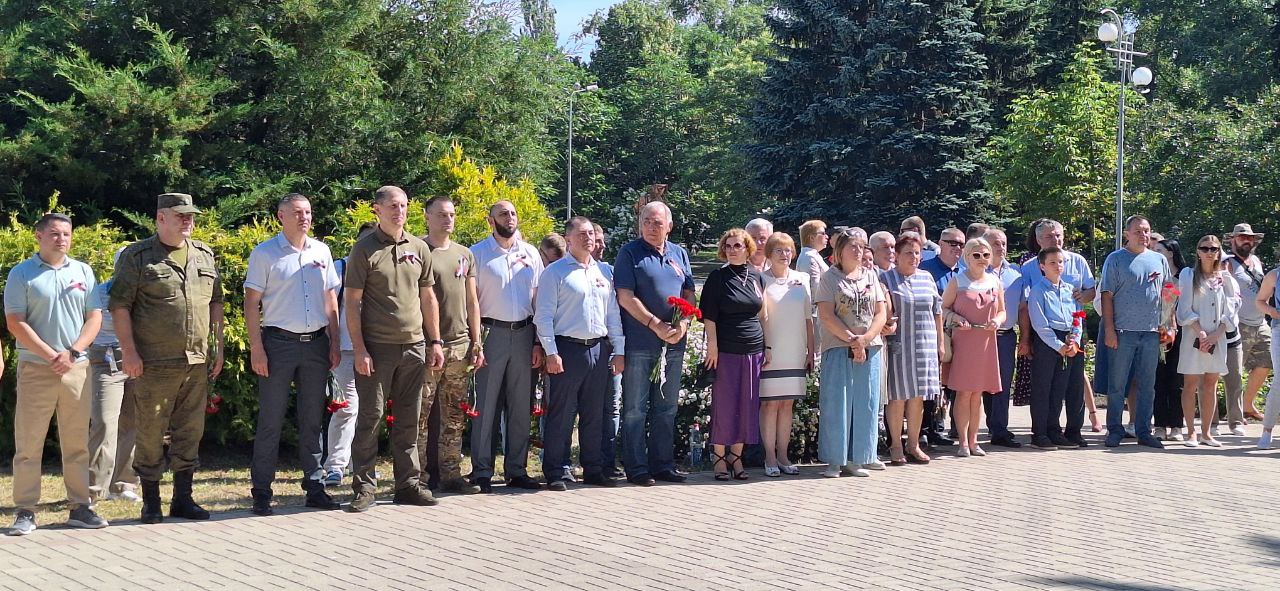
[
  {"xmin": 1132, "ymin": 67, "xmax": 1153, "ymax": 86},
  {"xmin": 1098, "ymin": 22, "xmax": 1119, "ymax": 43}
]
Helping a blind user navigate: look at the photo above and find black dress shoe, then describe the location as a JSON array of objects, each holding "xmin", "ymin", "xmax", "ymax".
[
  {"xmin": 473, "ymin": 476, "xmax": 493, "ymax": 494},
  {"xmin": 1066, "ymin": 436, "xmax": 1089, "ymax": 448},
  {"xmin": 546, "ymin": 480, "xmax": 568, "ymax": 491},
  {"xmin": 506, "ymin": 475, "xmax": 543, "ymax": 490},
  {"xmin": 990, "ymin": 437, "xmax": 1023, "ymax": 448},
  {"xmin": 627, "ymin": 474, "xmax": 656, "ymax": 487},
  {"xmin": 653, "ymin": 470, "xmax": 686, "ymax": 483},
  {"xmin": 583, "ymin": 474, "xmax": 618, "ymax": 487},
  {"xmin": 305, "ymin": 489, "xmax": 341, "ymax": 510},
  {"xmin": 251, "ymin": 489, "xmax": 273, "ymax": 516},
  {"xmin": 926, "ymin": 432, "xmax": 955, "ymax": 447}
]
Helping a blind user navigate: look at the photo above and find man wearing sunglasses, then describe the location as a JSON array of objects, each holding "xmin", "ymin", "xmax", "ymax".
[
  {"xmin": 917, "ymin": 227, "xmax": 965, "ymax": 447},
  {"xmin": 1220, "ymin": 223, "xmax": 1271, "ymax": 432}
]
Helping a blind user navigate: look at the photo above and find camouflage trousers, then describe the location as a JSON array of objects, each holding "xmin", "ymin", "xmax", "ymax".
[{"xmin": 418, "ymin": 341, "xmax": 472, "ymax": 484}]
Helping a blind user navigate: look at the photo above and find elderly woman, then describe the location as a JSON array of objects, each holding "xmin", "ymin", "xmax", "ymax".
[
  {"xmin": 881, "ymin": 233, "xmax": 941, "ymax": 465},
  {"xmin": 1177, "ymin": 235, "xmax": 1240, "ymax": 448},
  {"xmin": 701, "ymin": 228, "xmax": 767, "ymax": 480},
  {"xmin": 942, "ymin": 238, "xmax": 1005, "ymax": 457},
  {"xmin": 759, "ymin": 232, "xmax": 813, "ymax": 476},
  {"xmin": 816, "ymin": 228, "xmax": 888, "ymax": 478}
]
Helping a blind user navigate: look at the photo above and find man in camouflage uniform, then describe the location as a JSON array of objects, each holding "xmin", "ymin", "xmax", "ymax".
[
  {"xmin": 417, "ymin": 196, "xmax": 483, "ymax": 495},
  {"xmin": 110, "ymin": 193, "xmax": 225, "ymax": 524}
]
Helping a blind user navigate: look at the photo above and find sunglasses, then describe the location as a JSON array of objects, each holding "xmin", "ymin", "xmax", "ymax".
[
  {"xmin": 941, "ymin": 240, "xmax": 964, "ymax": 248},
  {"xmin": 1197, "ymin": 246, "xmax": 1220, "ymax": 253},
  {"xmin": 970, "ymin": 252, "xmax": 992, "ymax": 259},
  {"xmin": 725, "ymin": 243, "xmax": 746, "ymax": 250}
]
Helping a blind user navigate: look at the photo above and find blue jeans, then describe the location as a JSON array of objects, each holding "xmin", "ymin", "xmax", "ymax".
[
  {"xmin": 621, "ymin": 347, "xmax": 683, "ymax": 477},
  {"xmin": 818, "ymin": 346, "xmax": 882, "ymax": 467},
  {"xmin": 1108, "ymin": 331, "xmax": 1159, "ymax": 438}
]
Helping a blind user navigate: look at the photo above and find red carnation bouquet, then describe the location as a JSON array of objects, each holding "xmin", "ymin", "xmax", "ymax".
[{"xmin": 650, "ymin": 296, "xmax": 702, "ymax": 384}]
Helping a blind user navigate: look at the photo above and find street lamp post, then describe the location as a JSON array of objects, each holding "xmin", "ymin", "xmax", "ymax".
[
  {"xmin": 566, "ymin": 83, "xmax": 599, "ymax": 221},
  {"xmin": 1098, "ymin": 9, "xmax": 1153, "ymax": 248}
]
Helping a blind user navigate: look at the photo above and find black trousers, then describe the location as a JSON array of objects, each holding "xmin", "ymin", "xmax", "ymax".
[{"xmin": 1030, "ymin": 331, "xmax": 1085, "ymax": 439}]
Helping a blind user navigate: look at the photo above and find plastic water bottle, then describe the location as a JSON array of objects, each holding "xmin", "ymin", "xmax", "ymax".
[
  {"xmin": 104, "ymin": 347, "xmax": 116, "ymax": 372},
  {"xmin": 688, "ymin": 423, "xmax": 704, "ymax": 467}
]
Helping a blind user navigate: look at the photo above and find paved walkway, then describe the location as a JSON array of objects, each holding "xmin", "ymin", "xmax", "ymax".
[{"xmin": 1, "ymin": 407, "xmax": 1278, "ymax": 590}]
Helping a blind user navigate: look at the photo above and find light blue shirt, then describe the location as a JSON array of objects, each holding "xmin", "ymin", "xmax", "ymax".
[
  {"xmin": 1099, "ymin": 247, "xmax": 1171, "ymax": 332},
  {"xmin": 3, "ymin": 254, "xmax": 99, "ymax": 364},
  {"xmin": 991, "ymin": 260, "xmax": 1022, "ymax": 331},
  {"xmin": 244, "ymin": 233, "xmax": 341, "ymax": 334},
  {"xmin": 535, "ymin": 254, "xmax": 624, "ymax": 356},
  {"xmin": 91, "ymin": 280, "xmax": 117, "ymax": 346},
  {"xmin": 1029, "ymin": 276, "xmax": 1083, "ymax": 351},
  {"xmin": 1019, "ymin": 249, "xmax": 1096, "ymax": 293}
]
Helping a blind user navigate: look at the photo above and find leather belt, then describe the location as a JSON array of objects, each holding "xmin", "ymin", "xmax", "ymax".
[
  {"xmin": 482, "ymin": 317, "xmax": 533, "ymax": 330},
  {"xmin": 264, "ymin": 326, "xmax": 326, "ymax": 342},
  {"xmin": 997, "ymin": 328, "xmax": 1016, "ymax": 336},
  {"xmin": 556, "ymin": 335, "xmax": 605, "ymax": 347}
]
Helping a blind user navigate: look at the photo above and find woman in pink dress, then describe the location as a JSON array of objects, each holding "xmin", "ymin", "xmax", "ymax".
[{"xmin": 941, "ymin": 238, "xmax": 1006, "ymax": 457}]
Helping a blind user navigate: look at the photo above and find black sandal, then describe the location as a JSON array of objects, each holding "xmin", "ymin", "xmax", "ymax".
[
  {"xmin": 712, "ymin": 452, "xmax": 731, "ymax": 481},
  {"xmin": 725, "ymin": 451, "xmax": 749, "ymax": 480}
]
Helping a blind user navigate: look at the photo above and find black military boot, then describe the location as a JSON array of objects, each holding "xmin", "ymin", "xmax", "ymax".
[
  {"xmin": 170, "ymin": 470, "xmax": 210, "ymax": 520},
  {"xmin": 140, "ymin": 480, "xmax": 164, "ymax": 524}
]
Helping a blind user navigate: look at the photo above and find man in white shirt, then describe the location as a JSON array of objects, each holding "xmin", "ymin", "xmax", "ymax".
[
  {"xmin": 535, "ymin": 217, "xmax": 626, "ymax": 490},
  {"xmin": 244, "ymin": 194, "xmax": 342, "ymax": 515},
  {"xmin": 469, "ymin": 201, "xmax": 545, "ymax": 492}
]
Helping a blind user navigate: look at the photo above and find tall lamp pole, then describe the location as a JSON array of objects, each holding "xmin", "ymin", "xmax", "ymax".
[
  {"xmin": 566, "ymin": 83, "xmax": 599, "ymax": 221},
  {"xmin": 1098, "ymin": 9, "xmax": 1153, "ymax": 248}
]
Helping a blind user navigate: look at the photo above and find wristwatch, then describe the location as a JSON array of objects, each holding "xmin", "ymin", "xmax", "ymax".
[
  {"xmin": 69, "ymin": 348, "xmax": 84, "ymax": 358},
  {"xmin": 429, "ymin": 339, "xmax": 445, "ymax": 346}
]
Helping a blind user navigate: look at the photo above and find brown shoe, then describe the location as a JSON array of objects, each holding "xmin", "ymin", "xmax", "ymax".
[
  {"xmin": 440, "ymin": 478, "xmax": 482, "ymax": 495},
  {"xmin": 392, "ymin": 486, "xmax": 439, "ymax": 506}
]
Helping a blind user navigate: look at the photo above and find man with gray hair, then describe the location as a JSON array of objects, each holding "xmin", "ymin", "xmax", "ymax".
[
  {"xmin": 745, "ymin": 218, "xmax": 773, "ymax": 272},
  {"xmin": 869, "ymin": 231, "xmax": 896, "ymax": 272},
  {"xmin": 615, "ymin": 201, "xmax": 696, "ymax": 486}
]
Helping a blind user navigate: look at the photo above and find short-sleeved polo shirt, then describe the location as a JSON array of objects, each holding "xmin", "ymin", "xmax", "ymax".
[
  {"xmin": 613, "ymin": 238, "xmax": 695, "ymax": 353},
  {"xmin": 344, "ymin": 226, "xmax": 434, "ymax": 345},
  {"xmin": 4, "ymin": 254, "xmax": 99, "ymax": 364},
  {"xmin": 423, "ymin": 238, "xmax": 476, "ymax": 346},
  {"xmin": 244, "ymin": 233, "xmax": 341, "ymax": 334}
]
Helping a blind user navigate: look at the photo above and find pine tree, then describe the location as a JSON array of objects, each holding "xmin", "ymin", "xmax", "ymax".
[
  {"xmin": 748, "ymin": 0, "xmax": 992, "ymax": 229},
  {"xmin": 1034, "ymin": 0, "xmax": 1101, "ymax": 85},
  {"xmin": 973, "ymin": 0, "xmax": 1043, "ymax": 125}
]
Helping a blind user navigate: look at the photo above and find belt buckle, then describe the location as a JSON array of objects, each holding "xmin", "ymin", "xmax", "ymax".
[{"xmin": 299, "ymin": 334, "xmax": 314, "ymax": 343}]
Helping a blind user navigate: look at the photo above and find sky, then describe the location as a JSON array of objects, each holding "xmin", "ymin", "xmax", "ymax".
[{"xmin": 553, "ymin": 0, "xmax": 619, "ymax": 58}]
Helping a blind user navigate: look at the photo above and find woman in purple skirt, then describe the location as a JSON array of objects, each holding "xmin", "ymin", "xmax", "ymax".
[{"xmin": 701, "ymin": 228, "xmax": 767, "ymax": 480}]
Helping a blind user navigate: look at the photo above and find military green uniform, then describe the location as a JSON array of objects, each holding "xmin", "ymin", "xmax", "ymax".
[
  {"xmin": 109, "ymin": 235, "xmax": 222, "ymax": 482},
  {"xmin": 416, "ymin": 241, "xmax": 477, "ymax": 488}
]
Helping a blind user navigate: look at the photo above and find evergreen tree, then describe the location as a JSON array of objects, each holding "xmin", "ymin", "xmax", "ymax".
[
  {"xmin": 973, "ymin": 0, "xmax": 1043, "ymax": 125},
  {"xmin": 1034, "ymin": 0, "xmax": 1101, "ymax": 85},
  {"xmin": 749, "ymin": 0, "xmax": 992, "ymax": 229}
]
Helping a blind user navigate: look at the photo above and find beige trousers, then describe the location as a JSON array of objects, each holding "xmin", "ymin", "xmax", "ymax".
[{"xmin": 12, "ymin": 360, "xmax": 92, "ymax": 510}]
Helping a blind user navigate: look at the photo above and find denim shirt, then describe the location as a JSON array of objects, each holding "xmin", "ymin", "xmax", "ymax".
[{"xmin": 1029, "ymin": 276, "xmax": 1083, "ymax": 351}]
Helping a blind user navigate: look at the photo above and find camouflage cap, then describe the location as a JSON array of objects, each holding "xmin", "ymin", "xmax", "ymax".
[{"xmin": 157, "ymin": 193, "xmax": 202, "ymax": 214}]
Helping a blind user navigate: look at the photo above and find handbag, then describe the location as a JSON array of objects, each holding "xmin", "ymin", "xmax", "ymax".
[{"xmin": 940, "ymin": 327, "xmax": 953, "ymax": 363}]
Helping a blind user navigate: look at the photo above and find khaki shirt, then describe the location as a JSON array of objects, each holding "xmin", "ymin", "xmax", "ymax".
[
  {"xmin": 345, "ymin": 227, "xmax": 434, "ymax": 345},
  {"xmin": 109, "ymin": 236, "xmax": 224, "ymax": 364},
  {"xmin": 423, "ymin": 239, "xmax": 476, "ymax": 347}
]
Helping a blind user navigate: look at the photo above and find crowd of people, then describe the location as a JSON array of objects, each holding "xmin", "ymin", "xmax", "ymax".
[{"xmin": 4, "ymin": 189, "xmax": 1278, "ymax": 537}]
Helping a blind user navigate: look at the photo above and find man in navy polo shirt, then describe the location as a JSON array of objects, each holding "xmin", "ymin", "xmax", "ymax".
[{"xmin": 614, "ymin": 201, "xmax": 696, "ymax": 486}]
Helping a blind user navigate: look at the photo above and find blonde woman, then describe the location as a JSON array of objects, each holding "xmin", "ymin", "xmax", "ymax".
[
  {"xmin": 815, "ymin": 228, "xmax": 888, "ymax": 478},
  {"xmin": 759, "ymin": 233, "xmax": 814, "ymax": 476},
  {"xmin": 941, "ymin": 238, "xmax": 1005, "ymax": 457},
  {"xmin": 1176, "ymin": 235, "xmax": 1240, "ymax": 447}
]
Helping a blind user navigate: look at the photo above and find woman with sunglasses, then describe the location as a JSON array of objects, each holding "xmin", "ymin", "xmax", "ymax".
[
  {"xmin": 700, "ymin": 228, "xmax": 767, "ymax": 480},
  {"xmin": 815, "ymin": 228, "xmax": 888, "ymax": 478},
  {"xmin": 941, "ymin": 238, "xmax": 1006, "ymax": 457},
  {"xmin": 1176, "ymin": 235, "xmax": 1240, "ymax": 447}
]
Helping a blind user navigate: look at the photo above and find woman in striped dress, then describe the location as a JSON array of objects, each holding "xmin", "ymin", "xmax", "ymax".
[{"xmin": 881, "ymin": 233, "xmax": 942, "ymax": 465}]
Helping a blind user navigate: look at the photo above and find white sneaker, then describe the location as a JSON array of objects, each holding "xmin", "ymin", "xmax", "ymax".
[
  {"xmin": 956, "ymin": 446, "xmax": 971, "ymax": 458},
  {"xmin": 862, "ymin": 460, "xmax": 886, "ymax": 471},
  {"xmin": 822, "ymin": 467, "xmax": 842, "ymax": 478},
  {"xmin": 1202, "ymin": 438, "xmax": 1223, "ymax": 448},
  {"xmin": 1171, "ymin": 429, "xmax": 1184, "ymax": 442},
  {"xmin": 1183, "ymin": 438, "xmax": 1201, "ymax": 448},
  {"xmin": 849, "ymin": 468, "xmax": 871, "ymax": 477},
  {"xmin": 970, "ymin": 446, "xmax": 987, "ymax": 457},
  {"xmin": 1231, "ymin": 425, "xmax": 1246, "ymax": 437},
  {"xmin": 1212, "ymin": 425, "xmax": 1223, "ymax": 437},
  {"xmin": 1155, "ymin": 427, "xmax": 1167, "ymax": 440},
  {"xmin": 108, "ymin": 490, "xmax": 142, "ymax": 503},
  {"xmin": 1258, "ymin": 431, "xmax": 1274, "ymax": 450}
]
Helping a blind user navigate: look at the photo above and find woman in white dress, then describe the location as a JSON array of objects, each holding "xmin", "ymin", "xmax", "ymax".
[
  {"xmin": 760, "ymin": 233, "xmax": 814, "ymax": 476},
  {"xmin": 1176, "ymin": 235, "xmax": 1240, "ymax": 447}
]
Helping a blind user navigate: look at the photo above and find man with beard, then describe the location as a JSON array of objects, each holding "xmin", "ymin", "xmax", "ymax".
[
  {"xmin": 469, "ymin": 201, "xmax": 545, "ymax": 492},
  {"xmin": 1220, "ymin": 223, "xmax": 1272, "ymax": 433}
]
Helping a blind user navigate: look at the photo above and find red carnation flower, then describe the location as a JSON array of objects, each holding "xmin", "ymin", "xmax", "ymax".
[
  {"xmin": 205, "ymin": 404, "xmax": 220, "ymax": 415},
  {"xmin": 532, "ymin": 403, "xmax": 544, "ymax": 417},
  {"xmin": 385, "ymin": 414, "xmax": 395, "ymax": 426}
]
